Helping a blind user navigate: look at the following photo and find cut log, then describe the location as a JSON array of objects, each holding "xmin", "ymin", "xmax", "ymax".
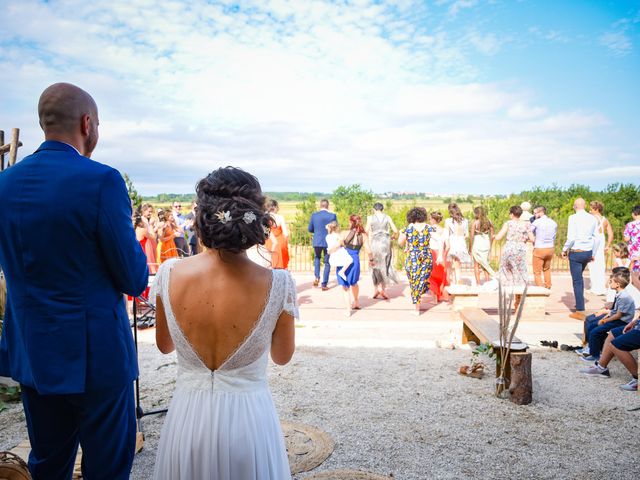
[{"xmin": 509, "ymin": 352, "xmax": 533, "ymax": 405}]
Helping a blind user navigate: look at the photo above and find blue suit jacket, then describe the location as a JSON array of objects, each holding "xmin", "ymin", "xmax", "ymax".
[
  {"xmin": 308, "ymin": 210, "xmax": 337, "ymax": 247},
  {"xmin": 0, "ymin": 141, "xmax": 148, "ymax": 395}
]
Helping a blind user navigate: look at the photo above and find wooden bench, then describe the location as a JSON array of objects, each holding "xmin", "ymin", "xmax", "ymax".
[
  {"xmin": 447, "ymin": 285, "xmax": 550, "ymax": 321},
  {"xmin": 460, "ymin": 307, "xmax": 528, "ymax": 386}
]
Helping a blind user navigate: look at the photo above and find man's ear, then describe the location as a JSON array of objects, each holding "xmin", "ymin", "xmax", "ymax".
[{"xmin": 80, "ymin": 114, "xmax": 91, "ymax": 136}]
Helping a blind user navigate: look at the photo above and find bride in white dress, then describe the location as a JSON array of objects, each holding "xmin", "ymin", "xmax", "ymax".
[{"xmin": 151, "ymin": 167, "xmax": 298, "ymax": 480}]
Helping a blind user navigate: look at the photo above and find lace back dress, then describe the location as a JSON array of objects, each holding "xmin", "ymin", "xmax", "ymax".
[{"xmin": 150, "ymin": 259, "xmax": 298, "ymax": 480}]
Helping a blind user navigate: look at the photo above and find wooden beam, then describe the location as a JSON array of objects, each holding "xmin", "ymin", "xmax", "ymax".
[
  {"xmin": 9, "ymin": 128, "xmax": 20, "ymax": 166},
  {"xmin": 0, "ymin": 130, "xmax": 4, "ymax": 171},
  {"xmin": 0, "ymin": 141, "xmax": 23, "ymax": 156}
]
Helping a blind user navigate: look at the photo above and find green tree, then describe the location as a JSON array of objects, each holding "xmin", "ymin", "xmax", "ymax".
[
  {"xmin": 331, "ymin": 184, "xmax": 375, "ymax": 226},
  {"xmin": 290, "ymin": 195, "xmax": 317, "ymax": 244},
  {"xmin": 122, "ymin": 173, "xmax": 143, "ymax": 210}
]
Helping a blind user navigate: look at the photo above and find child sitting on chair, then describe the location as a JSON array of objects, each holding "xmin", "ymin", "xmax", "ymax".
[
  {"xmin": 580, "ymin": 312, "xmax": 640, "ymax": 391},
  {"xmin": 579, "ymin": 272, "xmax": 636, "ymax": 362},
  {"xmin": 325, "ymin": 221, "xmax": 352, "ymax": 282}
]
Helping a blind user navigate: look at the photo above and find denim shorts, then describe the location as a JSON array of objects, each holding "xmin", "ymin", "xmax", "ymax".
[{"xmin": 610, "ymin": 326, "xmax": 640, "ymax": 352}]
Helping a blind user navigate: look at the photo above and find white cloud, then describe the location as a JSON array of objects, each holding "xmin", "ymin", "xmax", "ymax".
[{"xmin": 599, "ymin": 31, "xmax": 633, "ymax": 56}]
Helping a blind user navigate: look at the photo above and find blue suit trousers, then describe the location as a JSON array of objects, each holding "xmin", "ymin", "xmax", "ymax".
[
  {"xmin": 314, "ymin": 247, "xmax": 331, "ymax": 286},
  {"xmin": 21, "ymin": 382, "xmax": 136, "ymax": 480}
]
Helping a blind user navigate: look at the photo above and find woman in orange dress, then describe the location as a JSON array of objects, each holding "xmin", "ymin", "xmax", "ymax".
[
  {"xmin": 157, "ymin": 210, "xmax": 180, "ymax": 264},
  {"xmin": 265, "ymin": 200, "xmax": 290, "ymax": 269},
  {"xmin": 139, "ymin": 203, "xmax": 159, "ymax": 273}
]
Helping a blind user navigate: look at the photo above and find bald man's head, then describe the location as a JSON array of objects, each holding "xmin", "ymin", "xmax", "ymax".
[
  {"xmin": 574, "ymin": 198, "xmax": 586, "ymax": 210},
  {"xmin": 38, "ymin": 83, "xmax": 97, "ymax": 132},
  {"xmin": 38, "ymin": 83, "xmax": 99, "ymax": 157}
]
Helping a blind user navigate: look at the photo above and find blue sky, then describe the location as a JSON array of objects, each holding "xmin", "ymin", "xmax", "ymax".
[{"xmin": 0, "ymin": 0, "xmax": 638, "ymax": 195}]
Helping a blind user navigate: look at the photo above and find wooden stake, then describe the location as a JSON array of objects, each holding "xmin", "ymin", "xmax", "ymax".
[
  {"xmin": 9, "ymin": 128, "xmax": 19, "ymax": 167},
  {"xmin": 509, "ymin": 352, "xmax": 533, "ymax": 405},
  {"xmin": 0, "ymin": 130, "xmax": 4, "ymax": 171}
]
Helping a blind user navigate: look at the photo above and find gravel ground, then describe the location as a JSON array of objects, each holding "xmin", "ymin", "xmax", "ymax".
[{"xmin": 2, "ymin": 343, "xmax": 638, "ymax": 480}]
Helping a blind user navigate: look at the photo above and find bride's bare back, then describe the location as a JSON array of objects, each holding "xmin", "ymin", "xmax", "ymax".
[{"xmin": 155, "ymin": 251, "xmax": 294, "ymax": 369}]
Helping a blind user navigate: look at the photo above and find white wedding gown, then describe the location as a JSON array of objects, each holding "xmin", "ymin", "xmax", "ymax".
[{"xmin": 150, "ymin": 259, "xmax": 298, "ymax": 480}]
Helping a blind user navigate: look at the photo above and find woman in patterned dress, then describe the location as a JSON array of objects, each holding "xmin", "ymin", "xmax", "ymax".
[
  {"xmin": 365, "ymin": 203, "xmax": 399, "ymax": 300},
  {"xmin": 624, "ymin": 205, "xmax": 640, "ymax": 289},
  {"xmin": 398, "ymin": 207, "xmax": 433, "ymax": 315},
  {"xmin": 494, "ymin": 205, "xmax": 533, "ymax": 286}
]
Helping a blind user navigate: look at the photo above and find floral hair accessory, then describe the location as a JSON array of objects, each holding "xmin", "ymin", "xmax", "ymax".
[
  {"xmin": 243, "ymin": 211, "xmax": 257, "ymax": 224},
  {"xmin": 215, "ymin": 210, "xmax": 232, "ymax": 224}
]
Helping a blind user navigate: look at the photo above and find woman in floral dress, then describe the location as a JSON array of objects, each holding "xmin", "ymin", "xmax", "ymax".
[
  {"xmin": 494, "ymin": 205, "xmax": 533, "ymax": 286},
  {"xmin": 624, "ymin": 205, "xmax": 640, "ymax": 289},
  {"xmin": 398, "ymin": 207, "xmax": 433, "ymax": 315}
]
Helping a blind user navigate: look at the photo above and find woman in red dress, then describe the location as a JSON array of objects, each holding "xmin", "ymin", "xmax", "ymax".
[{"xmin": 428, "ymin": 211, "xmax": 449, "ymax": 301}]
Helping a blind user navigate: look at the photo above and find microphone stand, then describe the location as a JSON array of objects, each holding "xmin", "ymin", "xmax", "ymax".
[{"xmin": 132, "ymin": 297, "xmax": 168, "ymax": 448}]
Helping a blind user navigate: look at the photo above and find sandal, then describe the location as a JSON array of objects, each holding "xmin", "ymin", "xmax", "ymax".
[
  {"xmin": 372, "ymin": 293, "xmax": 380, "ymax": 299},
  {"xmin": 380, "ymin": 293, "xmax": 389, "ymax": 300}
]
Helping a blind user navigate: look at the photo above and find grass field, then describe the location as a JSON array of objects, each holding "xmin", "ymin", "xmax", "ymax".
[{"xmin": 145, "ymin": 198, "xmax": 477, "ymax": 224}]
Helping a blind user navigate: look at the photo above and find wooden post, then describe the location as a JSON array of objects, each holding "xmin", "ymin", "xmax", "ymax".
[
  {"xmin": 9, "ymin": 128, "xmax": 19, "ymax": 167},
  {"xmin": 0, "ymin": 130, "xmax": 4, "ymax": 171},
  {"xmin": 509, "ymin": 352, "xmax": 532, "ymax": 405}
]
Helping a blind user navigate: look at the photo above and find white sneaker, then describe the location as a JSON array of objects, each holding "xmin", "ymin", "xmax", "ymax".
[{"xmin": 619, "ymin": 379, "xmax": 638, "ymax": 392}]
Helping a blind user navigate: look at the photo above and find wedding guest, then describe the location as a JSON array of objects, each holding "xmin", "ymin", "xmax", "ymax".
[
  {"xmin": 580, "ymin": 272, "xmax": 635, "ymax": 362},
  {"xmin": 520, "ymin": 201, "xmax": 534, "ymax": 223},
  {"xmin": 184, "ymin": 201, "xmax": 199, "ymax": 256},
  {"xmin": 172, "ymin": 201, "xmax": 187, "ymax": 257},
  {"xmin": 530, "ymin": 205, "xmax": 557, "ymax": 289},
  {"xmin": 587, "ymin": 201, "xmax": 614, "ymax": 295},
  {"xmin": 428, "ymin": 211, "xmax": 448, "ymax": 302},
  {"xmin": 332, "ymin": 216, "xmax": 368, "ymax": 316},
  {"xmin": 623, "ymin": 205, "xmax": 640, "ymax": 289},
  {"xmin": 580, "ymin": 313, "xmax": 639, "ymax": 392},
  {"xmin": 494, "ymin": 205, "xmax": 532, "ymax": 286},
  {"xmin": 469, "ymin": 206, "xmax": 495, "ymax": 285},
  {"xmin": 612, "ymin": 242, "xmax": 631, "ymax": 268},
  {"xmin": 445, "ymin": 203, "xmax": 470, "ymax": 285},
  {"xmin": 140, "ymin": 203, "xmax": 159, "ymax": 273},
  {"xmin": 308, "ymin": 199, "xmax": 337, "ymax": 290},
  {"xmin": 158, "ymin": 210, "xmax": 179, "ymax": 264},
  {"xmin": 0, "ymin": 82, "xmax": 147, "ymax": 479},
  {"xmin": 325, "ymin": 221, "xmax": 352, "ymax": 283},
  {"xmin": 365, "ymin": 203, "xmax": 398, "ymax": 300},
  {"xmin": 562, "ymin": 198, "xmax": 599, "ymax": 320},
  {"xmin": 399, "ymin": 207, "xmax": 433, "ymax": 315},
  {"xmin": 265, "ymin": 199, "xmax": 290, "ymax": 269},
  {"xmin": 151, "ymin": 166, "xmax": 296, "ymax": 479}
]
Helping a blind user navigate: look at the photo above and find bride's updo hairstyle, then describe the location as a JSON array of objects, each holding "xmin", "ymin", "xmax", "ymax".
[{"xmin": 195, "ymin": 166, "xmax": 271, "ymax": 253}]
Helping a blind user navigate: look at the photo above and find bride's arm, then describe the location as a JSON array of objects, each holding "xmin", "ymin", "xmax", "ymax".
[
  {"xmin": 271, "ymin": 311, "xmax": 295, "ymax": 365},
  {"xmin": 155, "ymin": 298, "xmax": 175, "ymax": 354}
]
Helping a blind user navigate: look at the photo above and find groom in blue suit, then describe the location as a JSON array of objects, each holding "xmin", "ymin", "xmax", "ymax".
[
  {"xmin": 0, "ymin": 83, "xmax": 148, "ymax": 479},
  {"xmin": 308, "ymin": 199, "xmax": 337, "ymax": 289}
]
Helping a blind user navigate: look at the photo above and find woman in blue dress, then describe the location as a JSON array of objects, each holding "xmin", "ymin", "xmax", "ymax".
[
  {"xmin": 337, "ymin": 215, "xmax": 369, "ymax": 316},
  {"xmin": 398, "ymin": 207, "xmax": 434, "ymax": 315}
]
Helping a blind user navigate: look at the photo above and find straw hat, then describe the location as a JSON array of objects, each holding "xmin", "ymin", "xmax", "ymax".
[{"xmin": 0, "ymin": 452, "xmax": 31, "ymax": 480}]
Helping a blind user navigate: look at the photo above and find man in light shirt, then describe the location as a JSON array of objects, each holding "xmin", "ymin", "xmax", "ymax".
[
  {"xmin": 562, "ymin": 198, "xmax": 599, "ymax": 320},
  {"xmin": 531, "ymin": 206, "xmax": 557, "ymax": 289}
]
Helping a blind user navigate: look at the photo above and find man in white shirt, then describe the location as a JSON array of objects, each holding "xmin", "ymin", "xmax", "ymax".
[{"xmin": 562, "ymin": 198, "xmax": 599, "ymax": 320}]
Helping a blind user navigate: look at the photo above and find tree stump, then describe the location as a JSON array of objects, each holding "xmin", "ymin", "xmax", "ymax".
[{"xmin": 509, "ymin": 352, "xmax": 532, "ymax": 405}]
